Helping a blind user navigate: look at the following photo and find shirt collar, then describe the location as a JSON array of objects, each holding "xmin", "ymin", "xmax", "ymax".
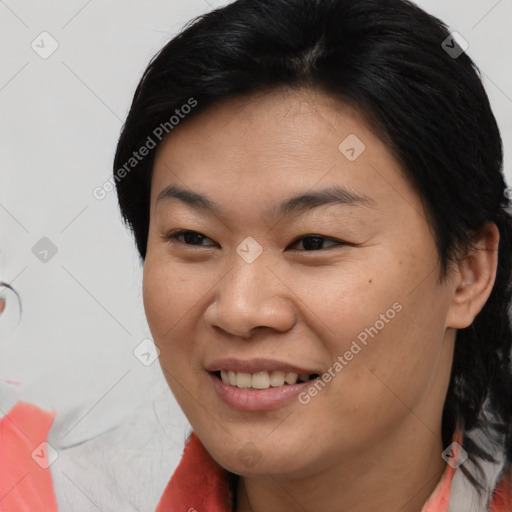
[{"xmin": 156, "ymin": 432, "xmax": 235, "ymax": 512}]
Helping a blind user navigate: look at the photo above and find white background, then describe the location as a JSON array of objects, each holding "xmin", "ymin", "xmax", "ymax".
[{"xmin": 1, "ymin": 0, "xmax": 511, "ymax": 498}]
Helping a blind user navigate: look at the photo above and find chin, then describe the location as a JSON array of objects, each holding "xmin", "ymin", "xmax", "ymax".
[{"xmin": 206, "ymin": 435, "xmax": 313, "ymax": 478}]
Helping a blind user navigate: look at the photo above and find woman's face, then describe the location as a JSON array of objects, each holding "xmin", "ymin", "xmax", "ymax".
[{"xmin": 143, "ymin": 87, "xmax": 458, "ymax": 477}]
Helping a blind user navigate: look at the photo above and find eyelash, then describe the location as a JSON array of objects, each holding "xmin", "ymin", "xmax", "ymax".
[{"xmin": 163, "ymin": 230, "xmax": 347, "ymax": 251}]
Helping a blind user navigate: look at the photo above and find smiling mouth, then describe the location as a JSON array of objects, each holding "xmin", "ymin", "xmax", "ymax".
[{"xmin": 212, "ymin": 370, "xmax": 320, "ymax": 390}]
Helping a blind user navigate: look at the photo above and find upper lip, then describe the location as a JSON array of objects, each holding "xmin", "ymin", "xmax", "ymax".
[{"xmin": 205, "ymin": 358, "xmax": 320, "ymax": 375}]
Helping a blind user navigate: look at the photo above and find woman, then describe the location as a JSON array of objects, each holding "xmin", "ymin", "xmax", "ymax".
[{"xmin": 113, "ymin": 0, "xmax": 512, "ymax": 510}]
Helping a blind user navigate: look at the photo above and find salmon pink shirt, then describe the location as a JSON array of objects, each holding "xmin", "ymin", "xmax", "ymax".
[{"xmin": 0, "ymin": 400, "xmax": 58, "ymax": 511}]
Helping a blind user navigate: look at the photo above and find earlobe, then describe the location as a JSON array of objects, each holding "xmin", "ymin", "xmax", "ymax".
[{"xmin": 446, "ymin": 222, "xmax": 500, "ymax": 329}]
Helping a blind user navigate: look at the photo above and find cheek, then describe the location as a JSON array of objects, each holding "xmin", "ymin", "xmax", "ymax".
[
  {"xmin": 142, "ymin": 259, "xmax": 196, "ymax": 383},
  {"xmin": 301, "ymin": 251, "xmax": 450, "ymax": 421},
  {"xmin": 142, "ymin": 257, "xmax": 211, "ymax": 410},
  {"xmin": 143, "ymin": 265, "xmax": 173, "ymax": 341},
  {"xmin": 142, "ymin": 256, "xmax": 203, "ymax": 340},
  {"xmin": 142, "ymin": 254, "xmax": 225, "ymax": 382},
  {"xmin": 328, "ymin": 283, "xmax": 449, "ymax": 420}
]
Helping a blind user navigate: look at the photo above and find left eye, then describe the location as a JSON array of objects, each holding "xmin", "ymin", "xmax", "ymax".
[{"xmin": 287, "ymin": 235, "xmax": 342, "ymax": 251}]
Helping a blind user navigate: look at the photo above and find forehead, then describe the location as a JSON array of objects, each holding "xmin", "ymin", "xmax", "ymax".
[
  {"xmin": 153, "ymin": 87, "xmax": 373, "ymax": 166},
  {"xmin": 150, "ymin": 87, "xmax": 420, "ymax": 220}
]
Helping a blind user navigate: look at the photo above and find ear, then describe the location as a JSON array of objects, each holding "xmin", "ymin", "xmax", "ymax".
[{"xmin": 446, "ymin": 222, "xmax": 500, "ymax": 329}]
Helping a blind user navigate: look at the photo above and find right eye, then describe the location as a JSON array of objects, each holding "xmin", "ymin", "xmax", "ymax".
[{"xmin": 163, "ymin": 230, "xmax": 217, "ymax": 247}]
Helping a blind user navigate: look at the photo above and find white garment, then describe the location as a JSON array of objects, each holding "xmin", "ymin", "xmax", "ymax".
[{"xmin": 47, "ymin": 373, "xmax": 190, "ymax": 512}]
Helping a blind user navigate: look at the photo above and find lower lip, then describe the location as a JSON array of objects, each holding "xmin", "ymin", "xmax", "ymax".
[{"xmin": 209, "ymin": 373, "xmax": 314, "ymax": 411}]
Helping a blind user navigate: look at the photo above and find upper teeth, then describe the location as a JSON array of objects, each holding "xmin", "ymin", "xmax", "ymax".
[{"xmin": 220, "ymin": 370, "xmax": 311, "ymax": 389}]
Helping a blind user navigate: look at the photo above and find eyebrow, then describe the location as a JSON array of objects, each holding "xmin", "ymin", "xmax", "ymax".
[{"xmin": 156, "ymin": 184, "xmax": 376, "ymax": 219}]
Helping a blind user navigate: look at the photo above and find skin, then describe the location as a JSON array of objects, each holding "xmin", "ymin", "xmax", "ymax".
[{"xmin": 143, "ymin": 86, "xmax": 499, "ymax": 512}]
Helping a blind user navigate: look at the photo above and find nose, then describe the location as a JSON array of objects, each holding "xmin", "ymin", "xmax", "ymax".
[{"xmin": 204, "ymin": 253, "xmax": 297, "ymax": 339}]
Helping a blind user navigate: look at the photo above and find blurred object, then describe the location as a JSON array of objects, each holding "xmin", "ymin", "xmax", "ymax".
[{"xmin": 0, "ymin": 282, "xmax": 21, "ymax": 344}]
